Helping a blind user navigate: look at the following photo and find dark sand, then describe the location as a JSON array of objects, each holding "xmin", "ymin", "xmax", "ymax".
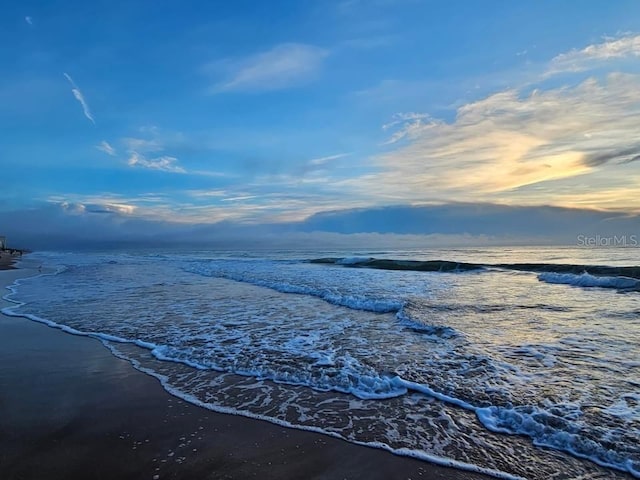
[
  {"xmin": 0, "ymin": 252, "xmax": 17, "ymax": 270},
  {"xmin": 0, "ymin": 268, "xmax": 492, "ymax": 480}
]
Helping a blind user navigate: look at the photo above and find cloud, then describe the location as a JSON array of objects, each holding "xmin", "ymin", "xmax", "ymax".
[
  {"xmin": 382, "ymin": 112, "xmax": 433, "ymax": 131},
  {"xmin": 83, "ymin": 203, "xmax": 135, "ymax": 215},
  {"xmin": 299, "ymin": 203, "xmax": 639, "ymax": 239},
  {"xmin": 123, "ymin": 136, "xmax": 163, "ymax": 153},
  {"xmin": 220, "ymin": 195, "xmax": 258, "ymax": 202},
  {"xmin": 96, "ymin": 141, "xmax": 116, "ymax": 156},
  {"xmin": 4, "ymin": 201, "xmax": 640, "ymax": 250},
  {"xmin": 63, "ymin": 73, "xmax": 95, "ymax": 124},
  {"xmin": 292, "ymin": 152, "xmax": 353, "ymax": 178},
  {"xmin": 127, "ymin": 152, "xmax": 185, "ymax": 173},
  {"xmin": 121, "ymin": 128, "xmax": 186, "ymax": 173},
  {"xmin": 381, "ymin": 112, "xmax": 441, "ymax": 144},
  {"xmin": 308, "ymin": 153, "xmax": 350, "ymax": 166},
  {"xmin": 584, "ymin": 146, "xmax": 640, "ymax": 167},
  {"xmin": 365, "ymin": 73, "xmax": 640, "ymax": 209},
  {"xmin": 59, "ymin": 201, "xmax": 135, "ymax": 215},
  {"xmin": 548, "ymin": 34, "xmax": 640, "ymax": 74},
  {"xmin": 25, "ymin": 16, "xmax": 33, "ymax": 26},
  {"xmin": 208, "ymin": 43, "xmax": 328, "ymax": 93}
]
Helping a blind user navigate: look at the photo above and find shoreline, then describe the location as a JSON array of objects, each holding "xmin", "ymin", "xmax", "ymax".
[{"xmin": 0, "ymin": 266, "xmax": 491, "ymax": 480}]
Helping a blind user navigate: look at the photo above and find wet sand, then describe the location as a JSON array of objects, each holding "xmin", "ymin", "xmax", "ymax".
[{"xmin": 0, "ymin": 267, "xmax": 492, "ymax": 480}]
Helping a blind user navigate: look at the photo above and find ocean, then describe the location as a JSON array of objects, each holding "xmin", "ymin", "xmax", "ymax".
[{"xmin": 3, "ymin": 246, "xmax": 639, "ymax": 479}]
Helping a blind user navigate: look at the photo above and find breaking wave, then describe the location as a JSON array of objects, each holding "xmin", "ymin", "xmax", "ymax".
[
  {"xmin": 311, "ymin": 257, "xmax": 640, "ymax": 290},
  {"xmin": 538, "ymin": 272, "xmax": 640, "ymax": 290}
]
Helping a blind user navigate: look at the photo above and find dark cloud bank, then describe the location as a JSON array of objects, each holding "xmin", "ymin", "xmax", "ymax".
[{"xmin": 1, "ymin": 203, "xmax": 639, "ymax": 251}]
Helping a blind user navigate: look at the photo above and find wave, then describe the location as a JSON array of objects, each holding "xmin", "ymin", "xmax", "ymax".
[
  {"xmin": 185, "ymin": 263, "xmax": 466, "ymax": 338},
  {"xmin": 2, "ymin": 280, "xmax": 406, "ymax": 401},
  {"xmin": 311, "ymin": 257, "xmax": 640, "ymax": 286},
  {"xmin": 395, "ymin": 304, "xmax": 459, "ymax": 338},
  {"xmin": 185, "ymin": 264, "xmax": 403, "ymax": 313},
  {"xmin": 336, "ymin": 256, "xmax": 375, "ymax": 265},
  {"xmin": 310, "ymin": 257, "xmax": 484, "ymax": 272},
  {"xmin": 477, "ymin": 405, "xmax": 640, "ymax": 477},
  {"xmin": 499, "ymin": 262, "xmax": 640, "ymax": 279},
  {"xmin": 538, "ymin": 272, "xmax": 640, "ymax": 290},
  {"xmin": 388, "ymin": 376, "xmax": 640, "ymax": 477},
  {"xmin": 150, "ymin": 345, "xmax": 408, "ymax": 400}
]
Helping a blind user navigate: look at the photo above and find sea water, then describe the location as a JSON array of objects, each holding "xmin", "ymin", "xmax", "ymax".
[{"xmin": 3, "ymin": 247, "xmax": 639, "ymax": 479}]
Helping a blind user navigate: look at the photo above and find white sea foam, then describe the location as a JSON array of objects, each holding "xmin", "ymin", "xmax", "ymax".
[
  {"xmin": 509, "ymin": 345, "xmax": 556, "ymax": 367},
  {"xmin": 603, "ymin": 394, "xmax": 640, "ymax": 419},
  {"xmin": 538, "ymin": 272, "xmax": 640, "ymax": 289},
  {"xmin": 336, "ymin": 256, "xmax": 372, "ymax": 265},
  {"xmin": 150, "ymin": 343, "xmax": 409, "ymax": 399},
  {"xmin": 395, "ymin": 306, "xmax": 458, "ymax": 338},
  {"xmin": 477, "ymin": 405, "xmax": 640, "ymax": 477},
  {"xmin": 102, "ymin": 341, "xmax": 523, "ymax": 480}
]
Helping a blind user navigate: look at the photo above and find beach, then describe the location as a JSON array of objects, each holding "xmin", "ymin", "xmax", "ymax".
[{"xmin": 0, "ymin": 266, "xmax": 491, "ymax": 480}]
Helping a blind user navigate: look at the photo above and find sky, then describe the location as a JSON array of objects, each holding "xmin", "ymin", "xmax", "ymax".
[{"xmin": 2, "ymin": 0, "xmax": 640, "ymax": 247}]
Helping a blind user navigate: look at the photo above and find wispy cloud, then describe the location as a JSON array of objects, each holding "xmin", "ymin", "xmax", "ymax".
[
  {"xmin": 63, "ymin": 73, "xmax": 95, "ymax": 124},
  {"xmin": 381, "ymin": 112, "xmax": 440, "ymax": 144},
  {"xmin": 25, "ymin": 16, "xmax": 33, "ymax": 26},
  {"xmin": 114, "ymin": 128, "xmax": 227, "ymax": 177},
  {"xmin": 52, "ymin": 197, "xmax": 136, "ymax": 216},
  {"xmin": 127, "ymin": 152, "xmax": 185, "ymax": 173},
  {"xmin": 44, "ymin": 189, "xmax": 350, "ymax": 225},
  {"xmin": 83, "ymin": 203, "xmax": 136, "ymax": 215},
  {"xmin": 382, "ymin": 112, "xmax": 433, "ymax": 131},
  {"xmin": 547, "ymin": 34, "xmax": 640, "ymax": 75},
  {"xmin": 220, "ymin": 195, "xmax": 259, "ymax": 202},
  {"xmin": 121, "ymin": 128, "xmax": 186, "ymax": 173},
  {"xmin": 308, "ymin": 153, "xmax": 350, "ymax": 166},
  {"xmin": 185, "ymin": 189, "xmax": 229, "ymax": 198},
  {"xmin": 208, "ymin": 43, "xmax": 328, "ymax": 93},
  {"xmin": 123, "ymin": 136, "xmax": 163, "ymax": 153},
  {"xmin": 96, "ymin": 141, "xmax": 116, "ymax": 156}
]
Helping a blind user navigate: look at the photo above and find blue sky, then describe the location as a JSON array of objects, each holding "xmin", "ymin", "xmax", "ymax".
[{"xmin": 2, "ymin": 1, "xmax": 640, "ymax": 245}]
